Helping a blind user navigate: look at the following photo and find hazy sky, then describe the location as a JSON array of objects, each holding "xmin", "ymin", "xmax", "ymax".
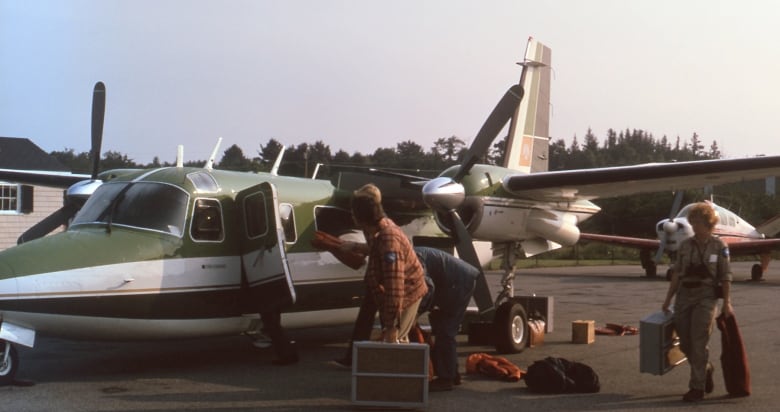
[{"xmin": 2, "ymin": 0, "xmax": 779, "ymax": 165}]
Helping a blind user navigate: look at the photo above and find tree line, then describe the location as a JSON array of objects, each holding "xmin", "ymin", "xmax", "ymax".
[{"xmin": 51, "ymin": 128, "xmax": 780, "ymax": 259}]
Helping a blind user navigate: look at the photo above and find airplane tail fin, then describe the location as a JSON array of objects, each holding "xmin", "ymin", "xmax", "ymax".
[{"xmin": 502, "ymin": 37, "xmax": 552, "ymax": 173}]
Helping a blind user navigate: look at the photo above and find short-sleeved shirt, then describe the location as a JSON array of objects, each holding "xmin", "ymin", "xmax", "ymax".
[
  {"xmin": 365, "ymin": 217, "xmax": 427, "ymax": 329},
  {"xmin": 673, "ymin": 235, "xmax": 733, "ymax": 285}
]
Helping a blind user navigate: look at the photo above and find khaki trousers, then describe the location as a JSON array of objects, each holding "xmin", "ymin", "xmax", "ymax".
[{"xmin": 674, "ymin": 286, "xmax": 717, "ymax": 390}]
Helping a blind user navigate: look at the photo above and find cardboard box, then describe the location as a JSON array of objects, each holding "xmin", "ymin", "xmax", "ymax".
[
  {"xmin": 572, "ymin": 320, "xmax": 595, "ymax": 344},
  {"xmin": 351, "ymin": 341, "xmax": 429, "ymax": 408}
]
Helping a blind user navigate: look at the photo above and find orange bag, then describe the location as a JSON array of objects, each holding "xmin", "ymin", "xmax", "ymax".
[
  {"xmin": 466, "ymin": 352, "xmax": 525, "ymax": 382},
  {"xmin": 310, "ymin": 231, "xmax": 366, "ymax": 270}
]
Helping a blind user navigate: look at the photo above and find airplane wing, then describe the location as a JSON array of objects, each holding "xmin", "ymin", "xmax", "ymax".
[
  {"xmin": 580, "ymin": 232, "xmax": 780, "ymax": 257},
  {"xmin": 579, "ymin": 233, "xmax": 660, "ymax": 249},
  {"xmin": 755, "ymin": 214, "xmax": 780, "ymax": 237},
  {"xmin": 0, "ymin": 168, "xmax": 89, "ymax": 188},
  {"xmin": 503, "ymin": 156, "xmax": 780, "ymax": 201},
  {"xmin": 724, "ymin": 238, "xmax": 780, "ymax": 255}
]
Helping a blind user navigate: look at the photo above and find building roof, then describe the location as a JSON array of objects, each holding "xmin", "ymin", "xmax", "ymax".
[{"xmin": 0, "ymin": 137, "xmax": 70, "ymax": 172}]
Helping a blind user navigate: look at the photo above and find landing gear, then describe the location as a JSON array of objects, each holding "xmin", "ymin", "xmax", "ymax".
[
  {"xmin": 640, "ymin": 250, "xmax": 657, "ymax": 277},
  {"xmin": 666, "ymin": 268, "xmax": 674, "ymax": 281},
  {"xmin": 0, "ymin": 340, "xmax": 18, "ymax": 386},
  {"xmin": 493, "ymin": 301, "xmax": 528, "ymax": 354},
  {"xmin": 751, "ymin": 264, "xmax": 764, "ymax": 281}
]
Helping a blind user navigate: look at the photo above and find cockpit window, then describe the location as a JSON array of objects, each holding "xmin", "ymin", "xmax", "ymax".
[
  {"xmin": 71, "ymin": 182, "xmax": 189, "ymax": 236},
  {"xmin": 191, "ymin": 198, "xmax": 224, "ymax": 241},
  {"xmin": 187, "ymin": 171, "xmax": 220, "ymax": 193}
]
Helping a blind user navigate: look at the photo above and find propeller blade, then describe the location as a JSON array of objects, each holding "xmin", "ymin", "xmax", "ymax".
[
  {"xmin": 653, "ymin": 238, "xmax": 666, "ymax": 264},
  {"xmin": 17, "ymin": 203, "xmax": 80, "ymax": 244},
  {"xmin": 449, "ymin": 210, "xmax": 494, "ymax": 314},
  {"xmin": 90, "ymin": 82, "xmax": 106, "ymax": 180},
  {"xmin": 452, "ymin": 84, "xmax": 524, "ymax": 183},
  {"xmin": 669, "ymin": 190, "xmax": 684, "ymax": 219}
]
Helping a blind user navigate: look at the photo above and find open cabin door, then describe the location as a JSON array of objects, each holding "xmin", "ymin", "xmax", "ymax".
[{"xmin": 237, "ymin": 182, "xmax": 296, "ymax": 312}]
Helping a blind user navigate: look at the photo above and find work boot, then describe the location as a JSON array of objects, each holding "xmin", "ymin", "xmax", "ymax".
[
  {"xmin": 705, "ymin": 363, "xmax": 714, "ymax": 394},
  {"xmin": 682, "ymin": 388, "xmax": 704, "ymax": 402},
  {"xmin": 428, "ymin": 378, "xmax": 454, "ymax": 392},
  {"xmin": 330, "ymin": 356, "xmax": 352, "ymax": 370}
]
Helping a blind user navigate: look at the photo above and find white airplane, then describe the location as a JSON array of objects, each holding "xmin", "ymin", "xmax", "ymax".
[
  {"xmin": 581, "ymin": 198, "xmax": 780, "ymax": 280},
  {"xmin": 4, "ymin": 37, "xmax": 780, "ymax": 385}
]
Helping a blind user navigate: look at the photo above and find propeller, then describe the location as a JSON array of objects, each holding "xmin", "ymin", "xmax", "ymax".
[
  {"xmin": 422, "ymin": 84, "xmax": 524, "ymax": 313},
  {"xmin": 17, "ymin": 82, "xmax": 106, "ymax": 244},
  {"xmin": 654, "ymin": 190, "xmax": 685, "ymax": 263}
]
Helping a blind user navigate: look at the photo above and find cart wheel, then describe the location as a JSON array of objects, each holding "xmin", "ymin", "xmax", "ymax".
[
  {"xmin": 751, "ymin": 264, "xmax": 763, "ymax": 281},
  {"xmin": 493, "ymin": 301, "xmax": 528, "ymax": 354}
]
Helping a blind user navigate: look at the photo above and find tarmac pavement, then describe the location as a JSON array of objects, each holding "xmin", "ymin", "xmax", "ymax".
[{"xmin": 2, "ymin": 261, "xmax": 777, "ymax": 411}]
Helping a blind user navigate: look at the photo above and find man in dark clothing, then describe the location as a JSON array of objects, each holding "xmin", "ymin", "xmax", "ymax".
[
  {"xmin": 260, "ymin": 310, "xmax": 299, "ymax": 365},
  {"xmin": 415, "ymin": 246, "xmax": 480, "ymax": 392}
]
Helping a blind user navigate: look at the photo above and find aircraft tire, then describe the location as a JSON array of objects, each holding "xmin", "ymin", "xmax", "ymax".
[
  {"xmin": 0, "ymin": 341, "xmax": 18, "ymax": 386},
  {"xmin": 751, "ymin": 264, "xmax": 763, "ymax": 281},
  {"xmin": 493, "ymin": 301, "xmax": 528, "ymax": 354},
  {"xmin": 645, "ymin": 264, "xmax": 657, "ymax": 278}
]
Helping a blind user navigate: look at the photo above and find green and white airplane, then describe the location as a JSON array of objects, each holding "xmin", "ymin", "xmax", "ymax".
[{"xmin": 3, "ymin": 37, "xmax": 780, "ymax": 384}]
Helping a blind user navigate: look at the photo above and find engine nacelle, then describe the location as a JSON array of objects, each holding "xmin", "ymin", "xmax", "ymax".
[
  {"xmin": 432, "ymin": 196, "xmax": 485, "ymax": 237},
  {"xmin": 525, "ymin": 210, "xmax": 580, "ymax": 246}
]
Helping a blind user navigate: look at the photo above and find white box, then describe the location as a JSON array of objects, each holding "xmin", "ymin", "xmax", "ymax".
[
  {"xmin": 639, "ymin": 311, "xmax": 687, "ymax": 375},
  {"xmin": 351, "ymin": 341, "xmax": 429, "ymax": 408}
]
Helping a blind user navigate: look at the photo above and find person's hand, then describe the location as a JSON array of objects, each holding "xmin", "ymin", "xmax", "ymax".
[
  {"xmin": 722, "ymin": 301, "xmax": 735, "ymax": 318},
  {"xmin": 662, "ymin": 300, "xmax": 671, "ymax": 315},
  {"xmin": 382, "ymin": 327, "xmax": 399, "ymax": 343},
  {"xmin": 337, "ymin": 241, "xmax": 355, "ymax": 253}
]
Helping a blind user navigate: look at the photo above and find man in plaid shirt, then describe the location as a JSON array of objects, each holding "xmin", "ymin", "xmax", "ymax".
[{"xmin": 350, "ymin": 184, "xmax": 428, "ymax": 343}]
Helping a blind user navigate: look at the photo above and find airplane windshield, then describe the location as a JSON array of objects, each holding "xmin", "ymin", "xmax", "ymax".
[{"xmin": 71, "ymin": 182, "xmax": 189, "ymax": 236}]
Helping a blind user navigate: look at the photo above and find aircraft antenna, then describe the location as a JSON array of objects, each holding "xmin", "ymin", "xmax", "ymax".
[
  {"xmin": 311, "ymin": 163, "xmax": 322, "ymax": 179},
  {"xmin": 176, "ymin": 145, "xmax": 184, "ymax": 168},
  {"xmin": 270, "ymin": 145, "xmax": 286, "ymax": 176},
  {"xmin": 205, "ymin": 137, "xmax": 223, "ymax": 171}
]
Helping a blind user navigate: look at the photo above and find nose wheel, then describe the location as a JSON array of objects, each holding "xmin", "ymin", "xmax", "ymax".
[
  {"xmin": 0, "ymin": 341, "xmax": 18, "ymax": 386},
  {"xmin": 493, "ymin": 301, "xmax": 529, "ymax": 353}
]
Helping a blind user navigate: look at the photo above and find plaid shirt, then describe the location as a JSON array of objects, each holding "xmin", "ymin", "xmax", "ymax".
[{"xmin": 365, "ymin": 217, "xmax": 427, "ymax": 329}]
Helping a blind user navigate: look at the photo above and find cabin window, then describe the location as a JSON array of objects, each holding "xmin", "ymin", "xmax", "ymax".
[
  {"xmin": 191, "ymin": 198, "xmax": 224, "ymax": 241},
  {"xmin": 243, "ymin": 192, "xmax": 268, "ymax": 239},
  {"xmin": 186, "ymin": 171, "xmax": 220, "ymax": 193},
  {"xmin": 314, "ymin": 205, "xmax": 358, "ymax": 236},
  {"xmin": 279, "ymin": 203, "xmax": 297, "ymax": 243}
]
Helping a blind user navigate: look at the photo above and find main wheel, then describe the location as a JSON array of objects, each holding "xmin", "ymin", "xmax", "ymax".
[
  {"xmin": 0, "ymin": 341, "xmax": 18, "ymax": 386},
  {"xmin": 751, "ymin": 264, "xmax": 763, "ymax": 281},
  {"xmin": 493, "ymin": 301, "xmax": 528, "ymax": 354}
]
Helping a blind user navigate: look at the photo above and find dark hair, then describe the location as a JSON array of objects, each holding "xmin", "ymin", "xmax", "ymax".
[{"xmin": 351, "ymin": 194, "xmax": 386, "ymax": 226}]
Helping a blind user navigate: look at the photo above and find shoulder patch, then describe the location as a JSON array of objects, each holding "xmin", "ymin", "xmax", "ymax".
[{"xmin": 384, "ymin": 252, "xmax": 397, "ymax": 264}]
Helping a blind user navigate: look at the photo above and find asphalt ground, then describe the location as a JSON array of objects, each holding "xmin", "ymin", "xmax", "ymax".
[{"xmin": 2, "ymin": 261, "xmax": 777, "ymax": 411}]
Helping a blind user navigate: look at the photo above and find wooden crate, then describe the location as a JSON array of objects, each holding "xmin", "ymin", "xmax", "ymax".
[{"xmin": 572, "ymin": 320, "xmax": 595, "ymax": 344}]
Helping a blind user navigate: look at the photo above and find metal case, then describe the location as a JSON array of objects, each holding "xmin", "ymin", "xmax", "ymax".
[
  {"xmin": 639, "ymin": 311, "xmax": 687, "ymax": 375},
  {"xmin": 351, "ymin": 341, "xmax": 429, "ymax": 408}
]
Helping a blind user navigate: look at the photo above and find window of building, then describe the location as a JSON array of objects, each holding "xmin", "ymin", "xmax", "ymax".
[{"xmin": 0, "ymin": 183, "xmax": 33, "ymax": 214}]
